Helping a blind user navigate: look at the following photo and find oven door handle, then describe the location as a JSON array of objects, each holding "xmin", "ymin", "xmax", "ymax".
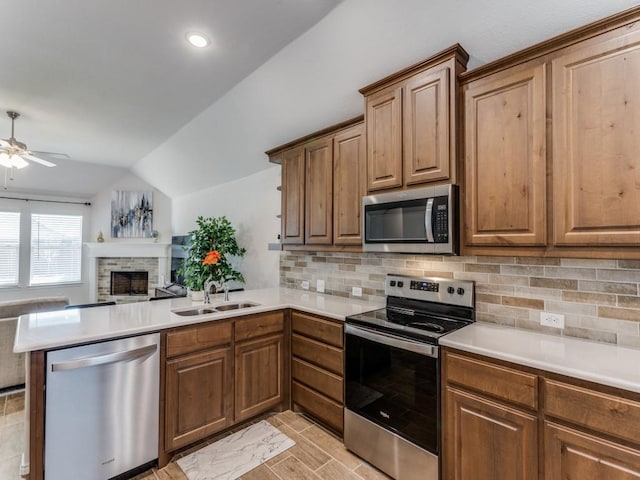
[{"xmin": 346, "ymin": 324, "xmax": 439, "ymax": 358}]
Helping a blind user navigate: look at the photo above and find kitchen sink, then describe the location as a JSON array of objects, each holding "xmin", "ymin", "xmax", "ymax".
[
  {"xmin": 173, "ymin": 307, "xmax": 218, "ymax": 316},
  {"xmin": 214, "ymin": 302, "xmax": 260, "ymax": 311},
  {"xmin": 172, "ymin": 302, "xmax": 260, "ymax": 316}
]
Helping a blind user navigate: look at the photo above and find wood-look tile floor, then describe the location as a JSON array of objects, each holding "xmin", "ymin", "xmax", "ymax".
[
  {"xmin": 0, "ymin": 390, "xmax": 26, "ymax": 480},
  {"xmin": 0, "ymin": 395, "xmax": 389, "ymax": 480},
  {"xmin": 140, "ymin": 411, "xmax": 390, "ymax": 480}
]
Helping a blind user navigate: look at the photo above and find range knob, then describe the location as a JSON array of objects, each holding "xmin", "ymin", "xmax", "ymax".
[
  {"xmin": 397, "ymin": 281, "xmax": 404, "ymax": 288},
  {"xmin": 447, "ymin": 286, "xmax": 455, "ymax": 295},
  {"xmin": 390, "ymin": 281, "xmax": 396, "ymax": 287},
  {"xmin": 457, "ymin": 287, "xmax": 465, "ymax": 295}
]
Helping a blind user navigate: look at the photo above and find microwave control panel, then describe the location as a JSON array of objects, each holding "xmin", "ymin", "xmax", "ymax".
[{"xmin": 433, "ymin": 196, "xmax": 449, "ymax": 243}]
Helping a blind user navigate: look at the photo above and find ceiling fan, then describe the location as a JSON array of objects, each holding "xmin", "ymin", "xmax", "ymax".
[{"xmin": 0, "ymin": 111, "xmax": 69, "ymax": 170}]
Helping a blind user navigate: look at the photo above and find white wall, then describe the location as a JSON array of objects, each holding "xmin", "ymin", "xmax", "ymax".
[
  {"xmin": 172, "ymin": 166, "xmax": 281, "ymax": 289},
  {"xmin": 0, "ymin": 195, "xmax": 91, "ymax": 304},
  {"xmin": 89, "ymin": 172, "xmax": 172, "ymax": 244}
]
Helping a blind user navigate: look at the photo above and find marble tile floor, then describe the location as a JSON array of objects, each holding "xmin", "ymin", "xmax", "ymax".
[
  {"xmin": 0, "ymin": 390, "xmax": 26, "ymax": 480},
  {"xmin": 0, "ymin": 396, "xmax": 389, "ymax": 480}
]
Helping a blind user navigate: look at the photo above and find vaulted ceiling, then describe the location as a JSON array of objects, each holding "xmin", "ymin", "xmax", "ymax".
[{"xmin": 0, "ymin": 0, "xmax": 341, "ymax": 197}]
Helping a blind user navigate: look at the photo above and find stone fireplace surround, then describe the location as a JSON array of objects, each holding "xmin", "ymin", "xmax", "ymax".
[{"xmin": 85, "ymin": 242, "xmax": 170, "ymax": 303}]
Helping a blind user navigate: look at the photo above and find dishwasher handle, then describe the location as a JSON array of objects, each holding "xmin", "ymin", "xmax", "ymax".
[{"xmin": 51, "ymin": 343, "xmax": 157, "ymax": 372}]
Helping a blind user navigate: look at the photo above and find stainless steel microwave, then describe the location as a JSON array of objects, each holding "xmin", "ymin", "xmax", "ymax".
[{"xmin": 362, "ymin": 184, "xmax": 458, "ymax": 254}]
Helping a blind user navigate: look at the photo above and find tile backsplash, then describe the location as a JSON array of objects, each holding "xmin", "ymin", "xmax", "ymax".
[{"xmin": 280, "ymin": 252, "xmax": 640, "ymax": 348}]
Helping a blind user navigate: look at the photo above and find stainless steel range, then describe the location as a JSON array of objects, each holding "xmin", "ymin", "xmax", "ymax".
[{"xmin": 344, "ymin": 274, "xmax": 475, "ymax": 480}]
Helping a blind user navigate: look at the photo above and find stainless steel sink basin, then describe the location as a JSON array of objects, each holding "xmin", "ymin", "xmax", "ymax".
[
  {"xmin": 172, "ymin": 302, "xmax": 260, "ymax": 316},
  {"xmin": 173, "ymin": 307, "xmax": 218, "ymax": 316},
  {"xmin": 214, "ymin": 302, "xmax": 260, "ymax": 311}
]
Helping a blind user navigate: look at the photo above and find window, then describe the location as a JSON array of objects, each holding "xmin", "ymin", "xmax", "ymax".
[
  {"xmin": 0, "ymin": 212, "xmax": 20, "ymax": 286},
  {"xmin": 30, "ymin": 214, "xmax": 83, "ymax": 285}
]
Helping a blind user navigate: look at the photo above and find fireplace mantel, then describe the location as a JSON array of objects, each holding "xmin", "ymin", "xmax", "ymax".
[
  {"xmin": 85, "ymin": 242, "xmax": 170, "ymax": 259},
  {"xmin": 85, "ymin": 242, "xmax": 171, "ymax": 302}
]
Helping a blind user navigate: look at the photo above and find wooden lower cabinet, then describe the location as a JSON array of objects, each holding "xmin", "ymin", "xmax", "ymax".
[
  {"xmin": 443, "ymin": 386, "xmax": 538, "ymax": 480},
  {"xmin": 165, "ymin": 346, "xmax": 233, "ymax": 451},
  {"xmin": 291, "ymin": 311, "xmax": 345, "ymax": 434},
  {"xmin": 234, "ymin": 334, "xmax": 284, "ymax": 422},
  {"xmin": 545, "ymin": 421, "xmax": 640, "ymax": 479},
  {"xmin": 443, "ymin": 348, "xmax": 640, "ymax": 480}
]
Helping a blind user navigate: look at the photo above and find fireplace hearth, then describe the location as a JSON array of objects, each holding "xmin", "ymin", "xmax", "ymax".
[{"xmin": 111, "ymin": 271, "xmax": 149, "ymax": 296}]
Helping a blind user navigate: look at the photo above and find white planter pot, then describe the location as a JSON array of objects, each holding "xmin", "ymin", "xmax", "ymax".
[{"xmin": 190, "ymin": 290, "xmax": 204, "ymax": 302}]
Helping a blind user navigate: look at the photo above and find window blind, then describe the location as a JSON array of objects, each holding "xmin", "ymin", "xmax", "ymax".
[
  {"xmin": 0, "ymin": 212, "xmax": 20, "ymax": 286},
  {"xmin": 30, "ymin": 213, "xmax": 83, "ymax": 285}
]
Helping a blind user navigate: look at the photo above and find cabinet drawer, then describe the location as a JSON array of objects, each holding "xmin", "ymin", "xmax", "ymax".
[
  {"xmin": 445, "ymin": 352, "xmax": 538, "ymax": 409},
  {"xmin": 292, "ymin": 357, "xmax": 343, "ymax": 403},
  {"xmin": 167, "ymin": 321, "xmax": 232, "ymax": 358},
  {"xmin": 544, "ymin": 379, "xmax": 640, "ymax": 445},
  {"xmin": 292, "ymin": 334, "xmax": 343, "ymax": 375},
  {"xmin": 293, "ymin": 381, "xmax": 343, "ymax": 433},
  {"xmin": 292, "ymin": 311, "xmax": 343, "ymax": 348},
  {"xmin": 235, "ymin": 311, "xmax": 284, "ymax": 342}
]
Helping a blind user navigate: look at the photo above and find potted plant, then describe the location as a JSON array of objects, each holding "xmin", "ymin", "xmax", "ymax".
[{"xmin": 178, "ymin": 216, "xmax": 246, "ymax": 299}]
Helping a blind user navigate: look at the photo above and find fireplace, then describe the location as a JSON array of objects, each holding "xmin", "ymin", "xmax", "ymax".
[{"xmin": 110, "ymin": 271, "xmax": 149, "ymax": 296}]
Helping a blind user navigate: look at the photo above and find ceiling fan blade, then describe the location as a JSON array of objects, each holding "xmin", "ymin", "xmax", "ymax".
[
  {"xmin": 23, "ymin": 154, "xmax": 56, "ymax": 167},
  {"xmin": 30, "ymin": 150, "xmax": 70, "ymax": 160},
  {"xmin": 0, "ymin": 139, "xmax": 10, "ymax": 147}
]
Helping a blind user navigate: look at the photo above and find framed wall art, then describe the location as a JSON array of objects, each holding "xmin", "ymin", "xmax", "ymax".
[{"xmin": 111, "ymin": 190, "xmax": 153, "ymax": 238}]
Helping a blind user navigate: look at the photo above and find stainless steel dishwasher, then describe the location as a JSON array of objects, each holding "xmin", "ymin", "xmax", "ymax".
[{"xmin": 45, "ymin": 333, "xmax": 160, "ymax": 480}]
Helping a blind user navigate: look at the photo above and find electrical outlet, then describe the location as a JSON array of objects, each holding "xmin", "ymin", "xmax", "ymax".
[
  {"xmin": 301, "ymin": 281, "xmax": 309, "ymax": 290},
  {"xmin": 317, "ymin": 279, "xmax": 325, "ymax": 293},
  {"xmin": 540, "ymin": 312, "xmax": 565, "ymax": 329},
  {"xmin": 352, "ymin": 286, "xmax": 363, "ymax": 297}
]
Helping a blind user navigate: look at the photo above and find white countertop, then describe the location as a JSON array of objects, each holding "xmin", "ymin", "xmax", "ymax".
[
  {"xmin": 14, "ymin": 287, "xmax": 383, "ymax": 353},
  {"xmin": 440, "ymin": 322, "xmax": 640, "ymax": 394}
]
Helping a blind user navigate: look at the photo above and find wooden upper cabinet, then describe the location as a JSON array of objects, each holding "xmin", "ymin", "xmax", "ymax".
[
  {"xmin": 334, "ymin": 123, "xmax": 365, "ymax": 244},
  {"xmin": 404, "ymin": 66, "xmax": 451, "ymax": 185},
  {"xmin": 552, "ymin": 29, "xmax": 640, "ymax": 247},
  {"xmin": 267, "ymin": 116, "xmax": 366, "ymax": 250},
  {"xmin": 366, "ymin": 85, "xmax": 403, "ymax": 191},
  {"xmin": 361, "ymin": 45, "xmax": 469, "ymax": 193},
  {"xmin": 305, "ymin": 136, "xmax": 333, "ymax": 245},
  {"xmin": 281, "ymin": 146, "xmax": 305, "ymax": 244},
  {"xmin": 464, "ymin": 61, "xmax": 547, "ymax": 247}
]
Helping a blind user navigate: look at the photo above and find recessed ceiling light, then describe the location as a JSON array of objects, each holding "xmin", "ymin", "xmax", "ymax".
[{"xmin": 186, "ymin": 32, "xmax": 211, "ymax": 48}]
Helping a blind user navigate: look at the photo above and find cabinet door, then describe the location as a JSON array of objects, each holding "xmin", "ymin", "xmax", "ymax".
[
  {"xmin": 235, "ymin": 334, "xmax": 283, "ymax": 422},
  {"xmin": 443, "ymin": 387, "xmax": 538, "ymax": 480},
  {"xmin": 305, "ymin": 136, "xmax": 333, "ymax": 245},
  {"xmin": 464, "ymin": 62, "xmax": 547, "ymax": 247},
  {"xmin": 552, "ymin": 31, "xmax": 640, "ymax": 246},
  {"xmin": 333, "ymin": 123, "xmax": 366, "ymax": 245},
  {"xmin": 366, "ymin": 85, "xmax": 403, "ymax": 191},
  {"xmin": 404, "ymin": 66, "xmax": 451, "ymax": 185},
  {"xmin": 545, "ymin": 421, "xmax": 640, "ymax": 479},
  {"xmin": 281, "ymin": 146, "xmax": 305, "ymax": 244},
  {"xmin": 165, "ymin": 347, "xmax": 233, "ymax": 451}
]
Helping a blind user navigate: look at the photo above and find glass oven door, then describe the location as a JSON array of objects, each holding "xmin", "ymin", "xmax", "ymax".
[{"xmin": 345, "ymin": 324, "xmax": 440, "ymax": 455}]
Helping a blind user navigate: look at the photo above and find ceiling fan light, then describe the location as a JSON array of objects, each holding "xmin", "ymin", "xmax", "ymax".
[
  {"xmin": 0, "ymin": 152, "xmax": 11, "ymax": 168},
  {"xmin": 10, "ymin": 154, "xmax": 28, "ymax": 169}
]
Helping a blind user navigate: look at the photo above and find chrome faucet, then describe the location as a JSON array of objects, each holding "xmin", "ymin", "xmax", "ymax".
[
  {"xmin": 223, "ymin": 282, "xmax": 230, "ymax": 302},
  {"xmin": 203, "ymin": 277, "xmax": 216, "ymax": 304}
]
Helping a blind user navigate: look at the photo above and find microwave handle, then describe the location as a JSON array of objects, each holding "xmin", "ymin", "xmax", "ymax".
[{"xmin": 425, "ymin": 198, "xmax": 434, "ymax": 242}]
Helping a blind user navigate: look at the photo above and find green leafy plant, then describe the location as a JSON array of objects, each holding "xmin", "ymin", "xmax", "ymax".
[{"xmin": 178, "ymin": 216, "xmax": 246, "ymax": 291}]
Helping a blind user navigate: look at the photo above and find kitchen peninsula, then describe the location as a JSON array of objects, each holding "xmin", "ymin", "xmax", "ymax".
[{"xmin": 15, "ymin": 288, "xmax": 384, "ymax": 480}]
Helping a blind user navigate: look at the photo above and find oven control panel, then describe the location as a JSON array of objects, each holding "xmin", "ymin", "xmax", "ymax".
[
  {"xmin": 410, "ymin": 280, "xmax": 439, "ymax": 292},
  {"xmin": 385, "ymin": 274, "xmax": 474, "ymax": 307}
]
